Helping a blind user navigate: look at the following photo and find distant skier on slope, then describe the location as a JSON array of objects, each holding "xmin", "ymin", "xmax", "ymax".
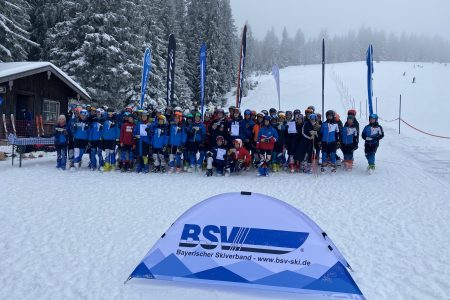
[{"xmin": 362, "ymin": 114, "xmax": 384, "ymax": 173}]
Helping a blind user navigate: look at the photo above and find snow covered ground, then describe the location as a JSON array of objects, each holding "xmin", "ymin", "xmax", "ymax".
[{"xmin": 1, "ymin": 62, "xmax": 450, "ymax": 300}]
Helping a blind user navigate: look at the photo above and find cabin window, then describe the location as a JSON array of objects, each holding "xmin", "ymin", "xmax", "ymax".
[{"xmin": 43, "ymin": 99, "xmax": 60, "ymax": 122}]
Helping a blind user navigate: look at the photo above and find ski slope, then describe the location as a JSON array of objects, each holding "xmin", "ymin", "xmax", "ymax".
[{"xmin": 1, "ymin": 62, "xmax": 450, "ymax": 300}]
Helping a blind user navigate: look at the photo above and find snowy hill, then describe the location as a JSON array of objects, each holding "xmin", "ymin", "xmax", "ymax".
[{"xmin": 1, "ymin": 62, "xmax": 450, "ymax": 300}]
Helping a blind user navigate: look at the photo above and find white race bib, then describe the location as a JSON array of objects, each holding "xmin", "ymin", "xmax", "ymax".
[
  {"xmin": 216, "ymin": 148, "xmax": 226, "ymax": 160},
  {"xmin": 231, "ymin": 124, "xmax": 240, "ymax": 136},
  {"xmin": 288, "ymin": 121, "xmax": 297, "ymax": 134},
  {"xmin": 140, "ymin": 124, "xmax": 148, "ymax": 136}
]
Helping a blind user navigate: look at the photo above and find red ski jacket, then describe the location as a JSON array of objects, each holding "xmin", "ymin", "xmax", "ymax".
[{"xmin": 120, "ymin": 122, "xmax": 135, "ymax": 146}]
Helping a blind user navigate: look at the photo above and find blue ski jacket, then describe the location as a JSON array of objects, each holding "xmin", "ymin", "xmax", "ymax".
[
  {"xmin": 320, "ymin": 121, "xmax": 340, "ymax": 143},
  {"xmin": 72, "ymin": 119, "xmax": 90, "ymax": 140},
  {"xmin": 102, "ymin": 118, "xmax": 120, "ymax": 141},
  {"xmin": 169, "ymin": 124, "xmax": 187, "ymax": 146},
  {"xmin": 187, "ymin": 122, "xmax": 206, "ymax": 143},
  {"xmin": 133, "ymin": 120, "xmax": 152, "ymax": 144},
  {"xmin": 54, "ymin": 124, "xmax": 68, "ymax": 145},
  {"xmin": 240, "ymin": 118, "xmax": 255, "ymax": 142},
  {"xmin": 341, "ymin": 124, "xmax": 359, "ymax": 145},
  {"xmin": 89, "ymin": 118, "xmax": 103, "ymax": 141},
  {"xmin": 152, "ymin": 124, "xmax": 169, "ymax": 149}
]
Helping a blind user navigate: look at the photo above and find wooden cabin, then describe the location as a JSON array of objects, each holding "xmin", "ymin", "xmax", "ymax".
[{"xmin": 0, "ymin": 62, "xmax": 90, "ymax": 137}]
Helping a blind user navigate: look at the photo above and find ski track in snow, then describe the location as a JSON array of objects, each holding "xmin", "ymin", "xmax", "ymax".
[{"xmin": 1, "ymin": 61, "xmax": 450, "ymax": 300}]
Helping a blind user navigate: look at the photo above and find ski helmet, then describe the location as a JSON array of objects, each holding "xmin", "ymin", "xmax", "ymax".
[
  {"xmin": 369, "ymin": 114, "xmax": 378, "ymax": 121},
  {"xmin": 326, "ymin": 110, "xmax": 335, "ymax": 119},
  {"xmin": 244, "ymin": 109, "xmax": 252, "ymax": 116},
  {"xmin": 293, "ymin": 109, "xmax": 301, "ymax": 116},
  {"xmin": 269, "ymin": 108, "xmax": 277, "ymax": 115},
  {"xmin": 263, "ymin": 115, "xmax": 271, "ymax": 122},
  {"xmin": 307, "ymin": 105, "xmax": 316, "ymax": 112},
  {"xmin": 233, "ymin": 138, "xmax": 243, "ymax": 148},
  {"xmin": 305, "ymin": 108, "xmax": 314, "ymax": 115},
  {"xmin": 348, "ymin": 109, "xmax": 357, "ymax": 116},
  {"xmin": 174, "ymin": 106, "xmax": 182, "ymax": 112},
  {"xmin": 80, "ymin": 109, "xmax": 88, "ymax": 117},
  {"xmin": 194, "ymin": 112, "xmax": 202, "ymax": 119},
  {"xmin": 278, "ymin": 111, "xmax": 286, "ymax": 119},
  {"xmin": 157, "ymin": 115, "xmax": 166, "ymax": 123},
  {"xmin": 216, "ymin": 135, "xmax": 224, "ymax": 142},
  {"xmin": 261, "ymin": 110, "xmax": 269, "ymax": 116},
  {"xmin": 309, "ymin": 114, "xmax": 318, "ymax": 120}
]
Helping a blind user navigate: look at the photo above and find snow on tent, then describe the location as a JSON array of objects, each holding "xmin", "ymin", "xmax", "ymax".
[{"xmin": 126, "ymin": 192, "xmax": 365, "ymax": 299}]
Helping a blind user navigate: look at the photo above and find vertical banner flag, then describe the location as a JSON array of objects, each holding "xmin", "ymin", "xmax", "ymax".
[
  {"xmin": 140, "ymin": 48, "xmax": 152, "ymax": 108},
  {"xmin": 200, "ymin": 43, "xmax": 207, "ymax": 120},
  {"xmin": 366, "ymin": 44, "xmax": 374, "ymax": 115},
  {"xmin": 166, "ymin": 34, "xmax": 176, "ymax": 107},
  {"xmin": 322, "ymin": 39, "xmax": 325, "ymax": 121},
  {"xmin": 271, "ymin": 64, "xmax": 281, "ymax": 110},
  {"xmin": 236, "ymin": 25, "xmax": 247, "ymax": 108}
]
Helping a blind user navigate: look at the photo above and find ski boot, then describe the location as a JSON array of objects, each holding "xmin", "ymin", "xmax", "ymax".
[
  {"xmin": 143, "ymin": 164, "xmax": 150, "ymax": 174},
  {"xmin": 367, "ymin": 164, "xmax": 375, "ymax": 174},
  {"xmin": 225, "ymin": 168, "xmax": 231, "ymax": 177},
  {"xmin": 103, "ymin": 163, "xmax": 111, "ymax": 172},
  {"xmin": 289, "ymin": 163, "xmax": 295, "ymax": 174},
  {"xmin": 330, "ymin": 164, "xmax": 337, "ymax": 174},
  {"xmin": 176, "ymin": 167, "xmax": 182, "ymax": 174},
  {"xmin": 161, "ymin": 166, "xmax": 166, "ymax": 173},
  {"xmin": 135, "ymin": 163, "xmax": 143, "ymax": 173},
  {"xmin": 206, "ymin": 168, "xmax": 213, "ymax": 177},
  {"xmin": 187, "ymin": 165, "xmax": 194, "ymax": 173}
]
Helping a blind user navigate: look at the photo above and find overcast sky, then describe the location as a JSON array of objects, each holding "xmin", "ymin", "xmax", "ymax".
[{"xmin": 230, "ymin": 0, "xmax": 450, "ymax": 40}]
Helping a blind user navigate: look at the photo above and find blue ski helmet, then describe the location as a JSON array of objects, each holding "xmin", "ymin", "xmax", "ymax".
[
  {"xmin": 80, "ymin": 109, "xmax": 88, "ymax": 117},
  {"xmin": 263, "ymin": 115, "xmax": 271, "ymax": 121},
  {"xmin": 369, "ymin": 114, "xmax": 378, "ymax": 120},
  {"xmin": 244, "ymin": 109, "xmax": 252, "ymax": 116},
  {"xmin": 309, "ymin": 113, "xmax": 318, "ymax": 120}
]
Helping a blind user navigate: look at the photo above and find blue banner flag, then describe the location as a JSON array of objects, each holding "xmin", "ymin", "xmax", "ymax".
[
  {"xmin": 140, "ymin": 48, "xmax": 152, "ymax": 108},
  {"xmin": 200, "ymin": 43, "xmax": 207, "ymax": 120},
  {"xmin": 366, "ymin": 45, "xmax": 374, "ymax": 115},
  {"xmin": 271, "ymin": 64, "xmax": 280, "ymax": 110}
]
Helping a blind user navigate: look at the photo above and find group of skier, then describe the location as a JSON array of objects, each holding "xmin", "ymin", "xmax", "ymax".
[{"xmin": 54, "ymin": 104, "xmax": 384, "ymax": 176}]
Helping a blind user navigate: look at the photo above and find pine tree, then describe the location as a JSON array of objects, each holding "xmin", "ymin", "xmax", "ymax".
[
  {"xmin": 0, "ymin": 0, "xmax": 38, "ymax": 62},
  {"xmin": 47, "ymin": 0, "xmax": 144, "ymax": 107}
]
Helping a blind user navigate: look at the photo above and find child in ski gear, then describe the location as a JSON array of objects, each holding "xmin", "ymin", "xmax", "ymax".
[
  {"xmin": 151, "ymin": 115, "xmax": 169, "ymax": 172},
  {"xmin": 54, "ymin": 115, "xmax": 68, "ymax": 170},
  {"xmin": 256, "ymin": 116, "xmax": 278, "ymax": 176},
  {"xmin": 210, "ymin": 135, "xmax": 228, "ymax": 176},
  {"xmin": 119, "ymin": 113, "xmax": 135, "ymax": 172},
  {"xmin": 295, "ymin": 113, "xmax": 318, "ymax": 174},
  {"xmin": 227, "ymin": 138, "xmax": 251, "ymax": 174},
  {"xmin": 101, "ymin": 109, "xmax": 119, "ymax": 172},
  {"xmin": 88, "ymin": 108, "xmax": 104, "ymax": 171},
  {"xmin": 362, "ymin": 114, "xmax": 384, "ymax": 172},
  {"xmin": 290, "ymin": 114, "xmax": 305, "ymax": 173},
  {"xmin": 168, "ymin": 112, "xmax": 187, "ymax": 173},
  {"xmin": 319, "ymin": 110, "xmax": 340, "ymax": 173},
  {"xmin": 187, "ymin": 112, "xmax": 206, "ymax": 172},
  {"xmin": 227, "ymin": 108, "xmax": 242, "ymax": 143},
  {"xmin": 341, "ymin": 115, "xmax": 359, "ymax": 170},
  {"xmin": 271, "ymin": 113, "xmax": 287, "ymax": 172},
  {"xmin": 240, "ymin": 109, "xmax": 255, "ymax": 152},
  {"xmin": 134, "ymin": 111, "xmax": 152, "ymax": 173},
  {"xmin": 72, "ymin": 109, "xmax": 90, "ymax": 168}
]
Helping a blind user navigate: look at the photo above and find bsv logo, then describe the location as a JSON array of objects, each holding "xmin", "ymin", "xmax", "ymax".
[{"xmin": 179, "ymin": 224, "xmax": 309, "ymax": 255}]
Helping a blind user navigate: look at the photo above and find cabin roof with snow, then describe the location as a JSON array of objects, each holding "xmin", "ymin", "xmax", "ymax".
[{"xmin": 0, "ymin": 62, "xmax": 90, "ymax": 101}]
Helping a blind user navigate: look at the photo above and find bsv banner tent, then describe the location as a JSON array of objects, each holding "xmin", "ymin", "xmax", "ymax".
[{"xmin": 126, "ymin": 192, "xmax": 365, "ymax": 299}]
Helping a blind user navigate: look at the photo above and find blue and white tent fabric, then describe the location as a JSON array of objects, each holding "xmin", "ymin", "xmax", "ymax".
[{"xmin": 127, "ymin": 192, "xmax": 365, "ymax": 299}]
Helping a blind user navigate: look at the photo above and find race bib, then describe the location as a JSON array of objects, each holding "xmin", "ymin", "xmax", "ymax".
[
  {"xmin": 216, "ymin": 148, "xmax": 226, "ymax": 160},
  {"xmin": 288, "ymin": 121, "xmax": 297, "ymax": 133},
  {"xmin": 140, "ymin": 124, "xmax": 148, "ymax": 136},
  {"xmin": 231, "ymin": 124, "xmax": 240, "ymax": 136}
]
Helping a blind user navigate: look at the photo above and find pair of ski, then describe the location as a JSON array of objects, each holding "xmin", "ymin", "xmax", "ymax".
[
  {"xmin": 2, "ymin": 114, "xmax": 17, "ymax": 138},
  {"xmin": 35, "ymin": 115, "xmax": 45, "ymax": 137},
  {"xmin": 1, "ymin": 114, "xmax": 44, "ymax": 138}
]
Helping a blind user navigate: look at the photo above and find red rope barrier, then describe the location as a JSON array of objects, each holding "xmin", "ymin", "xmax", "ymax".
[
  {"xmin": 399, "ymin": 119, "xmax": 450, "ymax": 139},
  {"xmin": 378, "ymin": 117, "xmax": 450, "ymax": 139}
]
